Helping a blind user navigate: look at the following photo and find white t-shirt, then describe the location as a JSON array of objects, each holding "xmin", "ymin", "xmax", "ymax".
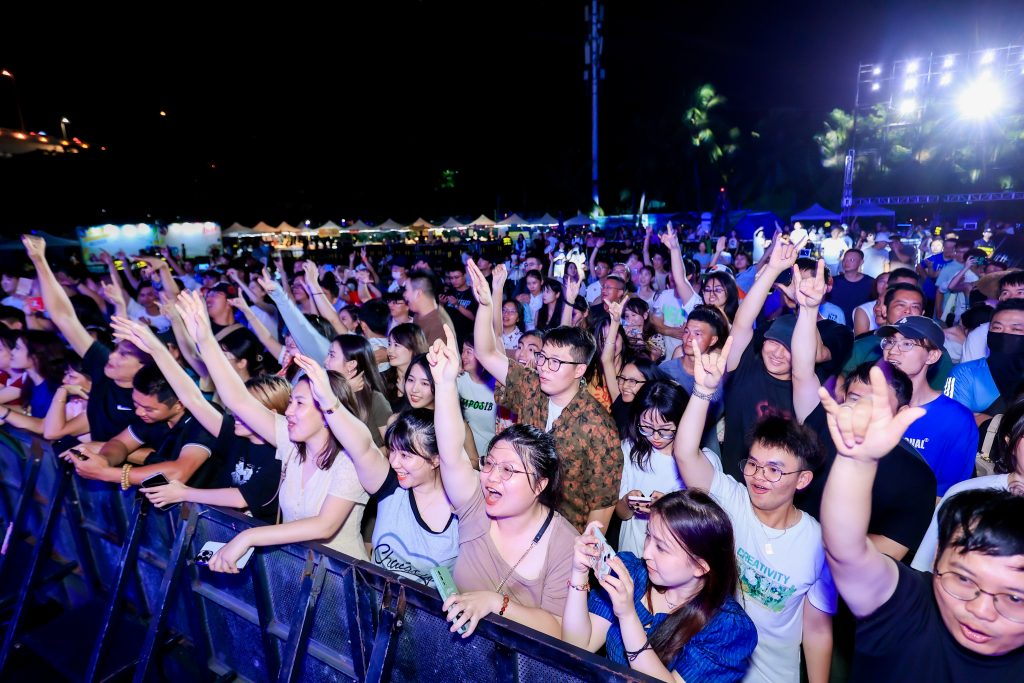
[
  {"xmin": 653, "ymin": 289, "xmax": 701, "ymax": 359},
  {"xmin": 585, "ymin": 279, "xmax": 603, "ymax": 304},
  {"xmin": 457, "ymin": 373, "xmax": 498, "ymax": 459},
  {"xmin": 961, "ymin": 322, "xmax": 989, "ymax": 362},
  {"xmin": 545, "ymin": 399, "xmax": 565, "ymax": 432},
  {"xmin": 127, "ymin": 299, "xmax": 172, "ymax": 333},
  {"xmin": 853, "ymin": 300, "xmax": 878, "ymax": 332},
  {"xmin": 526, "ymin": 293, "xmax": 543, "ymax": 329},
  {"xmin": 618, "ymin": 445, "xmax": 721, "ymax": 556},
  {"xmin": 910, "ymin": 473, "xmax": 1010, "ymax": 572},
  {"xmin": 369, "ymin": 336, "xmax": 390, "ymax": 374},
  {"xmin": 709, "ymin": 468, "xmax": 837, "ymax": 683},
  {"xmin": 274, "ymin": 415, "xmax": 369, "ymax": 561},
  {"xmin": 501, "ymin": 328, "xmax": 522, "ymax": 351},
  {"xmin": 820, "ymin": 237, "xmax": 847, "ymax": 265},
  {"xmin": 861, "ymin": 246, "xmax": 891, "ymax": 278},
  {"xmin": 818, "ymin": 302, "xmax": 846, "ymax": 326}
]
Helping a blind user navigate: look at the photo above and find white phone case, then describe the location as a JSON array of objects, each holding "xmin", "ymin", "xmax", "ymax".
[{"xmin": 196, "ymin": 541, "xmax": 255, "ymax": 570}]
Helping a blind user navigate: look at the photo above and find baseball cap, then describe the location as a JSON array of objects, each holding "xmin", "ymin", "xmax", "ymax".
[
  {"xmin": 207, "ymin": 282, "xmax": 238, "ymax": 297},
  {"xmin": 874, "ymin": 232, "xmax": 891, "ymax": 243},
  {"xmin": 763, "ymin": 315, "xmax": 797, "ymax": 349},
  {"xmin": 875, "ymin": 315, "xmax": 944, "ymax": 349}
]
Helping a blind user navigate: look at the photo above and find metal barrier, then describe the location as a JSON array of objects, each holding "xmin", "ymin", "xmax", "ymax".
[{"xmin": 0, "ymin": 427, "xmax": 656, "ymax": 683}]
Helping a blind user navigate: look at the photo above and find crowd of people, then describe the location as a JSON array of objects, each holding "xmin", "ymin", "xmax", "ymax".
[{"xmin": 0, "ymin": 218, "xmax": 1022, "ymax": 682}]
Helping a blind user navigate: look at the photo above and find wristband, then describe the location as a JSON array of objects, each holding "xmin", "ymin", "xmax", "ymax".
[
  {"xmin": 121, "ymin": 463, "xmax": 133, "ymax": 490},
  {"xmin": 323, "ymin": 401, "xmax": 342, "ymax": 415},
  {"xmin": 691, "ymin": 387, "xmax": 716, "ymax": 402}
]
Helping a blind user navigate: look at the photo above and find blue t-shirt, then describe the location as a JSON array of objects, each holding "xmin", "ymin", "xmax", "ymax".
[
  {"xmin": 922, "ymin": 254, "xmax": 951, "ymax": 300},
  {"xmin": 28, "ymin": 378, "xmax": 56, "ymax": 419},
  {"xmin": 945, "ymin": 359, "xmax": 999, "ymax": 414},
  {"xmin": 901, "ymin": 394, "xmax": 978, "ymax": 496},
  {"xmin": 588, "ymin": 552, "xmax": 756, "ymax": 683}
]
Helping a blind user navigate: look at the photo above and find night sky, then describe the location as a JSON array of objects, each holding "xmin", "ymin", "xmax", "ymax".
[{"xmin": 1, "ymin": 1, "xmax": 1022, "ymax": 233}]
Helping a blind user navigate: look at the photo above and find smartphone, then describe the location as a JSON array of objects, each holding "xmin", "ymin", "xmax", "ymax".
[
  {"xmin": 16, "ymin": 277, "xmax": 33, "ymax": 297},
  {"xmin": 68, "ymin": 448, "xmax": 89, "ymax": 462},
  {"xmin": 140, "ymin": 472, "xmax": 178, "ymax": 511},
  {"xmin": 627, "ymin": 495, "xmax": 653, "ymax": 503},
  {"xmin": 194, "ymin": 541, "xmax": 255, "ymax": 570},
  {"xmin": 592, "ymin": 527, "xmax": 617, "ymax": 581},
  {"xmin": 430, "ymin": 565, "xmax": 468, "ymax": 634}
]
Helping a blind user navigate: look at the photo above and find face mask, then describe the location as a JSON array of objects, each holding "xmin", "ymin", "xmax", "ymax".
[{"xmin": 988, "ymin": 331, "xmax": 1024, "ymax": 356}]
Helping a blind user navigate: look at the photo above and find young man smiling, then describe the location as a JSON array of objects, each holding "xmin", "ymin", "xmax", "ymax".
[
  {"xmin": 818, "ymin": 367, "xmax": 1024, "ymax": 681},
  {"xmin": 467, "ymin": 258, "xmax": 621, "ymax": 533}
]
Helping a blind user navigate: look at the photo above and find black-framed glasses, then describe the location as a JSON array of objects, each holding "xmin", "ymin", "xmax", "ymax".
[
  {"xmin": 534, "ymin": 352, "xmax": 586, "ymax": 372},
  {"xmin": 935, "ymin": 571, "xmax": 1024, "ymax": 623},
  {"xmin": 739, "ymin": 458, "xmax": 804, "ymax": 483},
  {"xmin": 880, "ymin": 337, "xmax": 922, "ymax": 353},
  {"xmin": 702, "ymin": 286, "xmax": 726, "ymax": 295},
  {"xmin": 480, "ymin": 457, "xmax": 531, "ymax": 482},
  {"xmin": 616, "ymin": 376, "xmax": 647, "ymax": 390},
  {"xmin": 639, "ymin": 424, "xmax": 677, "ymax": 441}
]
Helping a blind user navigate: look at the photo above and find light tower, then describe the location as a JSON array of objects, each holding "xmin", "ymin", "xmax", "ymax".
[{"xmin": 584, "ymin": 1, "xmax": 605, "ymax": 209}]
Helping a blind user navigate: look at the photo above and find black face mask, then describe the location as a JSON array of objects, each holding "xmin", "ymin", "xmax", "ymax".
[{"xmin": 988, "ymin": 331, "xmax": 1024, "ymax": 356}]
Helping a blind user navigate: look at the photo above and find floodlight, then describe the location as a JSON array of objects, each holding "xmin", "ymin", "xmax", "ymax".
[
  {"xmin": 943, "ymin": 55, "xmax": 955, "ymax": 68},
  {"xmin": 871, "ymin": 82, "xmax": 881, "ymax": 91},
  {"xmin": 873, "ymin": 66, "xmax": 882, "ymax": 75},
  {"xmin": 898, "ymin": 99, "xmax": 917, "ymax": 115},
  {"xmin": 939, "ymin": 73, "xmax": 953, "ymax": 86},
  {"xmin": 904, "ymin": 77, "xmax": 918, "ymax": 91},
  {"xmin": 907, "ymin": 60, "xmax": 920, "ymax": 73},
  {"xmin": 957, "ymin": 79, "xmax": 1005, "ymax": 119},
  {"xmin": 981, "ymin": 50, "xmax": 995, "ymax": 64}
]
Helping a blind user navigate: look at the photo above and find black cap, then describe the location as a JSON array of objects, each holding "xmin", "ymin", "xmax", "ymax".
[
  {"xmin": 763, "ymin": 315, "xmax": 796, "ymax": 348},
  {"xmin": 875, "ymin": 315, "xmax": 944, "ymax": 349},
  {"xmin": 207, "ymin": 282, "xmax": 238, "ymax": 297}
]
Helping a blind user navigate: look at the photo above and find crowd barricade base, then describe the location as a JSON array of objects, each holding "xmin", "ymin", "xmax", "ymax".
[{"xmin": 0, "ymin": 429, "xmax": 658, "ymax": 683}]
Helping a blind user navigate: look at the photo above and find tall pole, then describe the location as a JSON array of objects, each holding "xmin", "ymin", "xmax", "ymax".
[
  {"xmin": 585, "ymin": 1, "xmax": 604, "ymax": 210},
  {"xmin": 841, "ymin": 63, "xmax": 862, "ymax": 223},
  {"xmin": 0, "ymin": 69, "xmax": 26, "ymax": 133}
]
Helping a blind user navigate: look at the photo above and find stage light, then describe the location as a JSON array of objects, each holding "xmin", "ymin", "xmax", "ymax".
[
  {"xmin": 907, "ymin": 60, "xmax": 920, "ymax": 73},
  {"xmin": 957, "ymin": 79, "xmax": 1005, "ymax": 119},
  {"xmin": 898, "ymin": 99, "xmax": 917, "ymax": 115},
  {"xmin": 871, "ymin": 82, "xmax": 881, "ymax": 91},
  {"xmin": 904, "ymin": 77, "xmax": 918, "ymax": 91},
  {"xmin": 940, "ymin": 73, "xmax": 953, "ymax": 86},
  {"xmin": 873, "ymin": 66, "xmax": 882, "ymax": 75},
  {"xmin": 943, "ymin": 55, "xmax": 955, "ymax": 69},
  {"xmin": 981, "ymin": 50, "xmax": 995, "ymax": 64}
]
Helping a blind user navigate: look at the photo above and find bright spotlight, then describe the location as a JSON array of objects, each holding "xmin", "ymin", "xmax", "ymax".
[
  {"xmin": 872, "ymin": 66, "xmax": 882, "ymax": 75},
  {"xmin": 898, "ymin": 99, "xmax": 917, "ymax": 115},
  {"xmin": 943, "ymin": 55, "xmax": 955, "ymax": 68},
  {"xmin": 871, "ymin": 82, "xmax": 881, "ymax": 91},
  {"xmin": 904, "ymin": 77, "xmax": 918, "ymax": 91},
  {"xmin": 981, "ymin": 50, "xmax": 995, "ymax": 64},
  {"xmin": 907, "ymin": 60, "xmax": 920, "ymax": 73},
  {"xmin": 939, "ymin": 73, "xmax": 953, "ymax": 86},
  {"xmin": 958, "ymin": 79, "xmax": 1005, "ymax": 119}
]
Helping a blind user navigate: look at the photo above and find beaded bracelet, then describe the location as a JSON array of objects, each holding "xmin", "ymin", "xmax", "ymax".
[
  {"xmin": 567, "ymin": 580, "xmax": 591, "ymax": 592},
  {"xmin": 498, "ymin": 594, "xmax": 510, "ymax": 616},
  {"xmin": 121, "ymin": 463, "xmax": 133, "ymax": 491},
  {"xmin": 691, "ymin": 387, "xmax": 716, "ymax": 402}
]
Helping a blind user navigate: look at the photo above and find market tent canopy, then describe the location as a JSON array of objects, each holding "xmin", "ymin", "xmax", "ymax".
[
  {"xmin": 318, "ymin": 220, "xmax": 342, "ymax": 231},
  {"xmin": 377, "ymin": 218, "xmax": 408, "ymax": 231},
  {"xmin": 564, "ymin": 212, "xmax": 595, "ymax": 227},
  {"xmin": 252, "ymin": 221, "xmax": 277, "ymax": 234},
  {"xmin": 276, "ymin": 222, "xmax": 299, "ymax": 234},
  {"xmin": 349, "ymin": 219, "xmax": 376, "ymax": 232},
  {"xmin": 223, "ymin": 222, "xmax": 250, "ymax": 236},
  {"xmin": 533, "ymin": 213, "xmax": 560, "ymax": 226},
  {"xmin": 409, "ymin": 217, "xmax": 435, "ymax": 230},
  {"xmin": 440, "ymin": 216, "xmax": 466, "ymax": 229},
  {"xmin": 469, "ymin": 214, "xmax": 496, "ymax": 227},
  {"xmin": 0, "ymin": 231, "xmax": 79, "ymax": 250},
  {"xmin": 790, "ymin": 203, "xmax": 840, "ymax": 222},
  {"xmin": 849, "ymin": 202, "xmax": 896, "ymax": 218},
  {"xmin": 497, "ymin": 213, "xmax": 527, "ymax": 226}
]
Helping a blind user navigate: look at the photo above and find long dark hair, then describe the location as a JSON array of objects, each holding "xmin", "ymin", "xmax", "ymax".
[
  {"xmin": 221, "ymin": 328, "xmax": 273, "ymax": 377},
  {"xmin": 333, "ymin": 334, "xmax": 388, "ymax": 422},
  {"xmin": 295, "ymin": 371, "xmax": 356, "ymax": 470},
  {"xmin": 400, "ymin": 354, "xmax": 435, "ymax": 409},
  {"xmin": 382, "ymin": 323, "xmax": 428, "ymax": 404},
  {"xmin": 535, "ymin": 279, "xmax": 565, "ymax": 331},
  {"xmin": 701, "ymin": 271, "xmax": 740, "ymax": 322},
  {"xmin": 645, "ymin": 490, "xmax": 739, "ymax": 665},
  {"xmin": 992, "ymin": 396, "xmax": 1024, "ymax": 475},
  {"xmin": 15, "ymin": 330, "xmax": 67, "ymax": 408},
  {"xmin": 624, "ymin": 381, "xmax": 688, "ymax": 471}
]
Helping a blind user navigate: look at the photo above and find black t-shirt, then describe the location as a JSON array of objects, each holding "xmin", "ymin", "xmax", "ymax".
[
  {"xmin": 852, "ymin": 561, "xmax": 1024, "ymax": 682},
  {"xmin": 443, "ymin": 286, "xmax": 478, "ymax": 346},
  {"xmin": 82, "ymin": 342, "xmax": 138, "ymax": 442},
  {"xmin": 798, "ymin": 404, "xmax": 936, "ymax": 556},
  {"xmin": 129, "ymin": 412, "xmax": 219, "ymax": 488},
  {"xmin": 611, "ymin": 396, "xmax": 631, "ymax": 437},
  {"xmin": 213, "ymin": 414, "xmax": 281, "ymax": 523},
  {"xmin": 829, "ymin": 274, "xmax": 876, "ymax": 326},
  {"xmin": 815, "ymin": 318, "xmax": 855, "ymax": 383},
  {"xmin": 721, "ymin": 344, "xmax": 795, "ymax": 479}
]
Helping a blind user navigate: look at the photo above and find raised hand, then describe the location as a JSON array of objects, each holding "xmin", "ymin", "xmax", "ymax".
[
  {"xmin": 174, "ymin": 289, "xmax": 213, "ymax": 345},
  {"xmin": 292, "ymin": 354, "xmax": 337, "ymax": 409},
  {"xmin": 595, "ymin": 237, "xmax": 606, "ymax": 248},
  {"xmin": 22, "ymin": 234, "xmax": 46, "ymax": 261},
  {"xmin": 605, "ymin": 297, "xmax": 624, "ymax": 324},
  {"xmin": 257, "ymin": 267, "xmax": 279, "ymax": 294},
  {"xmin": 564, "ymin": 276, "xmax": 581, "ymax": 304},
  {"xmin": 426, "ymin": 324, "xmax": 461, "ymax": 385},
  {"xmin": 228, "ymin": 296, "xmax": 251, "ymax": 313},
  {"xmin": 817, "ymin": 365, "xmax": 924, "ymax": 462},
  {"xmin": 692, "ymin": 336, "xmax": 733, "ymax": 393},
  {"xmin": 715, "ymin": 236, "xmax": 727, "ymax": 254},
  {"xmin": 110, "ymin": 315, "xmax": 160, "ymax": 355},
  {"xmin": 301, "ymin": 259, "xmax": 320, "ymax": 287},
  {"xmin": 767, "ymin": 231, "xmax": 807, "ymax": 273},
  {"xmin": 99, "ymin": 250, "xmax": 114, "ymax": 266},
  {"xmin": 793, "ymin": 259, "xmax": 827, "ymax": 308},
  {"xmin": 100, "ymin": 282, "xmax": 127, "ymax": 308},
  {"xmin": 491, "ymin": 263, "xmax": 508, "ymax": 287},
  {"xmin": 465, "ymin": 259, "xmax": 492, "ymax": 307},
  {"xmin": 661, "ymin": 228, "xmax": 679, "ymax": 252}
]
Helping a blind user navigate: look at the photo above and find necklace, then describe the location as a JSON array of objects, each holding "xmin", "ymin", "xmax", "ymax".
[
  {"xmin": 755, "ymin": 506, "xmax": 792, "ymax": 556},
  {"xmin": 494, "ymin": 507, "xmax": 555, "ymax": 593}
]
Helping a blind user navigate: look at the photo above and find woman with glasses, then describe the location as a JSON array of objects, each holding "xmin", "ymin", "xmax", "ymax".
[
  {"xmin": 700, "ymin": 271, "xmax": 740, "ymax": 323},
  {"xmin": 429, "ymin": 325, "xmax": 578, "ymax": 638}
]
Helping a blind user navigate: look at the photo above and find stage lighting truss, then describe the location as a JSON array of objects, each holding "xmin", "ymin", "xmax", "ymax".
[{"xmin": 856, "ymin": 45, "xmax": 1022, "ymax": 123}]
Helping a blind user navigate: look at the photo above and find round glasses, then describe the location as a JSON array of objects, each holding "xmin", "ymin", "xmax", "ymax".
[
  {"xmin": 616, "ymin": 376, "xmax": 647, "ymax": 390},
  {"xmin": 880, "ymin": 337, "xmax": 923, "ymax": 353},
  {"xmin": 935, "ymin": 571, "xmax": 1024, "ymax": 623},
  {"xmin": 480, "ymin": 457, "xmax": 531, "ymax": 482},
  {"xmin": 739, "ymin": 458, "xmax": 804, "ymax": 483},
  {"xmin": 702, "ymin": 287, "xmax": 726, "ymax": 295},
  {"xmin": 639, "ymin": 424, "xmax": 677, "ymax": 441},
  {"xmin": 534, "ymin": 352, "xmax": 586, "ymax": 372}
]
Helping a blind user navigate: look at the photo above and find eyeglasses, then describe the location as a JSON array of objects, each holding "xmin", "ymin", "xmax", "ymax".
[
  {"xmin": 534, "ymin": 352, "xmax": 586, "ymax": 372},
  {"xmin": 935, "ymin": 571, "xmax": 1024, "ymax": 623},
  {"xmin": 702, "ymin": 286, "xmax": 726, "ymax": 295},
  {"xmin": 739, "ymin": 458, "xmax": 804, "ymax": 483},
  {"xmin": 480, "ymin": 457, "xmax": 531, "ymax": 482},
  {"xmin": 880, "ymin": 337, "xmax": 923, "ymax": 353},
  {"xmin": 616, "ymin": 376, "xmax": 647, "ymax": 389},
  {"xmin": 639, "ymin": 424, "xmax": 677, "ymax": 441}
]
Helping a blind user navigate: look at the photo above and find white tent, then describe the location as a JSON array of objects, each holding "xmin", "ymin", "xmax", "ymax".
[
  {"xmin": 318, "ymin": 220, "xmax": 342, "ymax": 231},
  {"xmin": 563, "ymin": 212, "xmax": 595, "ymax": 227},
  {"xmin": 469, "ymin": 214, "xmax": 496, "ymax": 227},
  {"xmin": 533, "ymin": 213, "xmax": 560, "ymax": 227},
  {"xmin": 497, "ymin": 213, "xmax": 527, "ymax": 226},
  {"xmin": 440, "ymin": 216, "xmax": 466, "ymax": 229},
  {"xmin": 252, "ymin": 221, "xmax": 277, "ymax": 234},
  {"xmin": 409, "ymin": 217, "xmax": 436, "ymax": 230},
  {"xmin": 349, "ymin": 219, "xmax": 376, "ymax": 232},
  {"xmin": 223, "ymin": 222, "xmax": 250, "ymax": 236},
  {"xmin": 277, "ymin": 221, "xmax": 299, "ymax": 234},
  {"xmin": 377, "ymin": 218, "xmax": 408, "ymax": 231}
]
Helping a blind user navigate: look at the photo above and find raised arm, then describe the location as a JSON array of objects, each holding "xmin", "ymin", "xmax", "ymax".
[
  {"xmin": 262, "ymin": 270, "xmax": 329, "ymax": 363},
  {"xmin": 490, "ymin": 264, "xmax": 508, "ymax": 344},
  {"xmin": 661, "ymin": 225, "xmax": 698, "ymax": 304},
  {"xmin": 727, "ymin": 233, "xmax": 806, "ymax": 371},
  {"xmin": 159, "ymin": 246, "xmax": 189, "ymax": 279},
  {"xmin": 642, "ymin": 227, "xmax": 653, "ymax": 267},
  {"xmin": 818, "ymin": 367, "xmax": 925, "ymax": 618},
  {"xmin": 791, "ymin": 261, "xmax": 827, "ymax": 422},
  {"xmin": 22, "ymin": 235, "xmax": 94, "ymax": 357},
  {"xmin": 673, "ymin": 337, "xmax": 733, "ymax": 492},
  {"xmin": 467, "ymin": 259, "xmax": 508, "ymax": 386},
  {"xmin": 116, "ymin": 250, "xmax": 142, "ymax": 291},
  {"xmin": 707, "ymin": 236, "xmax": 727, "ymax": 269},
  {"xmin": 602, "ymin": 299, "xmax": 625, "ymax": 403},
  {"xmin": 561, "ymin": 277, "xmax": 581, "ymax": 327},
  {"xmin": 428, "ymin": 325, "xmax": 479, "ymax": 509},
  {"xmin": 42, "ymin": 387, "xmax": 91, "ymax": 440},
  {"xmin": 359, "ymin": 247, "xmax": 380, "ymax": 284},
  {"xmin": 229, "ymin": 295, "xmax": 284, "ymax": 359},
  {"xmin": 293, "ymin": 354, "xmax": 391, "ymax": 495},
  {"xmin": 110, "ymin": 316, "xmax": 224, "ymax": 437},
  {"xmin": 302, "ymin": 260, "xmax": 347, "ymax": 336},
  {"xmin": 274, "ymin": 255, "xmax": 296, "ymax": 304},
  {"xmin": 175, "ymin": 290, "xmax": 279, "ymax": 444}
]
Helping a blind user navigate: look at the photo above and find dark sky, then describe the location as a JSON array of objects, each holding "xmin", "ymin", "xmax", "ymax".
[{"xmin": 1, "ymin": 1, "xmax": 1022, "ymax": 232}]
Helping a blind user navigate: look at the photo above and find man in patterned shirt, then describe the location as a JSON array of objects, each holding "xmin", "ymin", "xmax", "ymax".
[{"xmin": 466, "ymin": 259, "xmax": 621, "ymax": 532}]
